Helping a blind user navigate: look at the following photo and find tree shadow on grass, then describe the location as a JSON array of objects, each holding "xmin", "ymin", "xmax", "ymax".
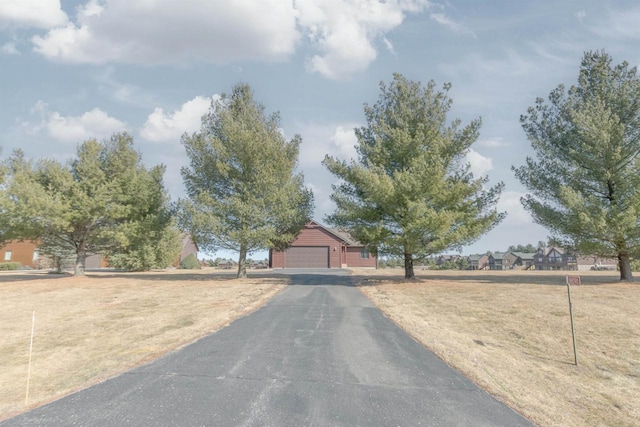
[
  {"xmin": 1, "ymin": 269, "xmax": 628, "ymax": 286},
  {"xmin": 354, "ymin": 271, "xmax": 624, "ymax": 287},
  {"xmin": 522, "ymin": 350, "xmax": 577, "ymax": 366},
  {"xmin": 0, "ymin": 271, "xmax": 73, "ymax": 283}
]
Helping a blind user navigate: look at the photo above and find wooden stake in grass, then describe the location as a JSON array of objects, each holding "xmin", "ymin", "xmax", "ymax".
[
  {"xmin": 566, "ymin": 275, "xmax": 580, "ymax": 366},
  {"xmin": 26, "ymin": 311, "xmax": 35, "ymax": 406}
]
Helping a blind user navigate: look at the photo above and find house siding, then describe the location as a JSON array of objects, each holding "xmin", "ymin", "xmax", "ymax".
[
  {"xmin": 270, "ymin": 222, "xmax": 377, "ymax": 269},
  {"xmin": 0, "ymin": 240, "xmax": 39, "ymax": 267},
  {"xmin": 85, "ymin": 254, "xmax": 109, "ymax": 269},
  {"xmin": 271, "ymin": 225, "xmax": 343, "ymax": 268},
  {"xmin": 533, "ymin": 247, "xmax": 577, "ymax": 271},
  {"xmin": 172, "ymin": 235, "xmax": 199, "ymax": 268},
  {"xmin": 468, "ymin": 254, "xmax": 489, "ymax": 270},
  {"xmin": 345, "ymin": 247, "xmax": 377, "ymax": 268}
]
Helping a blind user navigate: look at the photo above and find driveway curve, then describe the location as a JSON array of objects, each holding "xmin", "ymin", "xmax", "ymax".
[{"xmin": 3, "ymin": 273, "xmax": 533, "ymax": 426}]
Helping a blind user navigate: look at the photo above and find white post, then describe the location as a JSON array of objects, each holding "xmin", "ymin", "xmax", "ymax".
[{"xmin": 26, "ymin": 311, "xmax": 35, "ymax": 406}]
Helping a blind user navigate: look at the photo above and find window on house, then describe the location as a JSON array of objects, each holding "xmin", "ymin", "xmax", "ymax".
[
  {"xmin": 360, "ymin": 249, "xmax": 369, "ymax": 259},
  {"xmin": 549, "ymin": 251, "xmax": 562, "ymax": 262},
  {"xmin": 33, "ymin": 250, "xmax": 39, "ymax": 261},
  {"xmin": 4, "ymin": 251, "xmax": 12, "ymax": 261}
]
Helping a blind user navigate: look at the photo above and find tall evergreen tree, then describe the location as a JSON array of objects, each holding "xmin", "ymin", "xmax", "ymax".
[
  {"xmin": 514, "ymin": 51, "xmax": 640, "ymax": 281},
  {"xmin": 180, "ymin": 84, "xmax": 313, "ymax": 278},
  {"xmin": 323, "ymin": 73, "xmax": 504, "ymax": 279},
  {"xmin": 0, "ymin": 133, "xmax": 175, "ymax": 275}
]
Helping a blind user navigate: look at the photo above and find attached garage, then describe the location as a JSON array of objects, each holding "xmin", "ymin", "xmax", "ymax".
[
  {"xmin": 269, "ymin": 221, "xmax": 377, "ymax": 269},
  {"xmin": 284, "ymin": 246, "xmax": 329, "ymax": 268}
]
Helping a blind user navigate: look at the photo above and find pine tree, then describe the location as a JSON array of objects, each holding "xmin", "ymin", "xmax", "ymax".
[
  {"xmin": 323, "ymin": 73, "xmax": 504, "ymax": 279},
  {"xmin": 0, "ymin": 133, "xmax": 174, "ymax": 275},
  {"xmin": 180, "ymin": 84, "xmax": 313, "ymax": 278},
  {"xmin": 514, "ymin": 51, "xmax": 640, "ymax": 281}
]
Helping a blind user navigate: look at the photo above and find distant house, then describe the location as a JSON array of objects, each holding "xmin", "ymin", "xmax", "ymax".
[
  {"xmin": 219, "ymin": 259, "xmax": 238, "ymax": 270},
  {"xmin": 269, "ymin": 220, "xmax": 377, "ymax": 269},
  {"xmin": 468, "ymin": 254, "xmax": 489, "ymax": 270},
  {"xmin": 488, "ymin": 252, "xmax": 513, "ymax": 270},
  {"xmin": 2, "ymin": 233, "xmax": 198, "ymax": 270},
  {"xmin": 251, "ymin": 260, "xmax": 268, "ymax": 269},
  {"xmin": 436, "ymin": 254, "xmax": 462, "ymax": 266},
  {"xmin": 576, "ymin": 255, "xmax": 618, "ymax": 271},
  {"xmin": 172, "ymin": 234, "xmax": 199, "ymax": 268},
  {"xmin": 0, "ymin": 240, "xmax": 43, "ymax": 268},
  {"xmin": 533, "ymin": 247, "xmax": 577, "ymax": 271},
  {"xmin": 510, "ymin": 252, "xmax": 536, "ymax": 269}
]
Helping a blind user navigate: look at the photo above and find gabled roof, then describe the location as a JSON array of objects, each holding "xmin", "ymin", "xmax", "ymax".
[
  {"xmin": 539, "ymin": 246, "xmax": 565, "ymax": 256},
  {"xmin": 468, "ymin": 253, "xmax": 488, "ymax": 261},
  {"xmin": 512, "ymin": 252, "xmax": 536, "ymax": 260},
  {"xmin": 306, "ymin": 220, "xmax": 361, "ymax": 246},
  {"xmin": 180, "ymin": 233, "xmax": 199, "ymax": 252},
  {"xmin": 490, "ymin": 252, "xmax": 508, "ymax": 260},
  {"xmin": 327, "ymin": 228, "xmax": 358, "ymax": 246}
]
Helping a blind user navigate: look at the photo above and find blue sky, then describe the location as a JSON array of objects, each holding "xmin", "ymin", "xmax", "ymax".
[{"xmin": 1, "ymin": 0, "xmax": 639, "ymax": 260}]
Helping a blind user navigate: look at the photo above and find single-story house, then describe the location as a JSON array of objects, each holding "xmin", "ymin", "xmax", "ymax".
[
  {"xmin": 269, "ymin": 221, "xmax": 377, "ymax": 269},
  {"xmin": 2, "ymin": 234, "xmax": 198, "ymax": 270},
  {"xmin": 0, "ymin": 240, "xmax": 43, "ymax": 268}
]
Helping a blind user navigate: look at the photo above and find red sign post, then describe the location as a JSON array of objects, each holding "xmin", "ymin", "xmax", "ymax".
[{"xmin": 565, "ymin": 275, "xmax": 580, "ymax": 365}]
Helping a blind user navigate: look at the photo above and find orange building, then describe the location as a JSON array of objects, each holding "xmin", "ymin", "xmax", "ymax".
[{"xmin": 0, "ymin": 240, "xmax": 43, "ymax": 268}]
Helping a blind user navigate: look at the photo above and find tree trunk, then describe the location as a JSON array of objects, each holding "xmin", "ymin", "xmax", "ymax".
[
  {"xmin": 618, "ymin": 252, "xmax": 633, "ymax": 282},
  {"xmin": 237, "ymin": 244, "xmax": 247, "ymax": 279},
  {"xmin": 404, "ymin": 253, "xmax": 414, "ymax": 279},
  {"xmin": 54, "ymin": 256, "xmax": 63, "ymax": 274},
  {"xmin": 74, "ymin": 251, "xmax": 86, "ymax": 276}
]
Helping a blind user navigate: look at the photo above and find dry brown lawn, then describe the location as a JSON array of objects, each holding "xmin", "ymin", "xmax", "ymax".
[
  {"xmin": 0, "ymin": 269, "xmax": 286, "ymax": 421},
  {"xmin": 355, "ymin": 269, "xmax": 639, "ymax": 427}
]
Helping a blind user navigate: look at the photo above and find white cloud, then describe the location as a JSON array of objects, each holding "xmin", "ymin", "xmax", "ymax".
[
  {"xmin": 575, "ymin": 10, "xmax": 586, "ymax": 22},
  {"xmin": 299, "ymin": 0, "xmax": 429, "ymax": 79},
  {"xmin": 330, "ymin": 125, "xmax": 359, "ymax": 161},
  {"xmin": 94, "ymin": 67, "xmax": 157, "ymax": 107},
  {"xmin": 382, "ymin": 37, "xmax": 396, "ymax": 55},
  {"xmin": 304, "ymin": 181, "xmax": 334, "ymax": 214},
  {"xmin": 32, "ymin": 0, "xmax": 300, "ymax": 65},
  {"xmin": 496, "ymin": 191, "xmax": 533, "ymax": 226},
  {"xmin": 429, "ymin": 12, "xmax": 476, "ymax": 37},
  {"xmin": 298, "ymin": 122, "xmax": 361, "ymax": 168},
  {"xmin": 477, "ymin": 137, "xmax": 509, "ymax": 148},
  {"xmin": 1, "ymin": 41, "xmax": 18, "ymax": 55},
  {"xmin": 0, "ymin": 0, "xmax": 67, "ymax": 29},
  {"xmin": 20, "ymin": 101, "xmax": 127, "ymax": 143},
  {"xmin": 47, "ymin": 109, "xmax": 126, "ymax": 143},
  {"xmin": 29, "ymin": 0, "xmax": 429, "ymax": 79},
  {"xmin": 465, "ymin": 148, "xmax": 493, "ymax": 177},
  {"xmin": 140, "ymin": 95, "xmax": 215, "ymax": 142}
]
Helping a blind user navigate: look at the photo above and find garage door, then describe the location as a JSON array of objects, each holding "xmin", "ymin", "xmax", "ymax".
[{"xmin": 284, "ymin": 246, "xmax": 329, "ymax": 268}]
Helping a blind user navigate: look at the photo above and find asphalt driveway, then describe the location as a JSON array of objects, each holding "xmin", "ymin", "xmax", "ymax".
[{"xmin": 3, "ymin": 273, "xmax": 533, "ymax": 426}]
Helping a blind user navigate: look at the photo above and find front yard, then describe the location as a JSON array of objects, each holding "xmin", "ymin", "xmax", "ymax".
[{"xmin": 355, "ymin": 269, "xmax": 639, "ymax": 427}]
